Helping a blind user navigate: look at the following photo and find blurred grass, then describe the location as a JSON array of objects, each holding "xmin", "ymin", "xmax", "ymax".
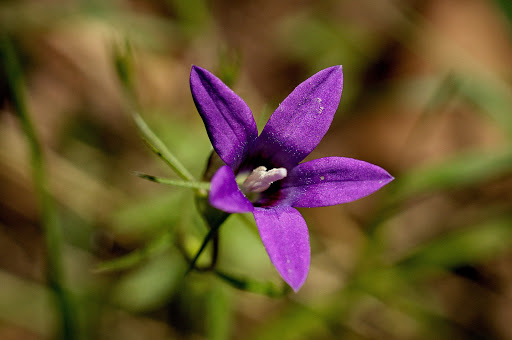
[
  {"xmin": 390, "ymin": 148, "xmax": 512, "ymax": 203},
  {"xmin": 1, "ymin": 0, "xmax": 512, "ymax": 339},
  {"xmin": 1, "ymin": 36, "xmax": 78, "ymax": 339}
]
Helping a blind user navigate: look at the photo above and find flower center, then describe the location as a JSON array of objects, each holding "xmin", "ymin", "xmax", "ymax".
[{"xmin": 240, "ymin": 166, "xmax": 287, "ymax": 193}]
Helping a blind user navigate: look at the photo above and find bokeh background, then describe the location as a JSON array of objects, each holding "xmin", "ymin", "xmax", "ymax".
[{"xmin": 1, "ymin": 0, "xmax": 512, "ymax": 339}]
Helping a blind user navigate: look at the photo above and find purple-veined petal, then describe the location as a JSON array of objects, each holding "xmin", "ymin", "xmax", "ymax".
[
  {"xmin": 253, "ymin": 206, "xmax": 310, "ymax": 292},
  {"xmin": 280, "ymin": 157, "xmax": 394, "ymax": 208},
  {"xmin": 251, "ymin": 66, "xmax": 343, "ymax": 169},
  {"xmin": 190, "ymin": 66, "xmax": 258, "ymax": 170},
  {"xmin": 209, "ymin": 166, "xmax": 254, "ymax": 213}
]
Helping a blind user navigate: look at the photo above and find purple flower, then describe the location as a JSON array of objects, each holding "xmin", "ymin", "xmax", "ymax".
[{"xmin": 190, "ymin": 65, "xmax": 393, "ymax": 292}]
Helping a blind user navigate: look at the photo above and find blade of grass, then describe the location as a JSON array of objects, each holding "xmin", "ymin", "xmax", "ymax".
[{"xmin": 1, "ymin": 36, "xmax": 77, "ymax": 340}]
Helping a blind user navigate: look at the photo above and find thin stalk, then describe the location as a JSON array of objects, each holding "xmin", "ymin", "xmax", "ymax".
[
  {"xmin": 185, "ymin": 225, "xmax": 220, "ymax": 274},
  {"xmin": 113, "ymin": 41, "xmax": 224, "ymax": 273},
  {"xmin": 134, "ymin": 172, "xmax": 209, "ymax": 190},
  {"xmin": 131, "ymin": 111, "xmax": 196, "ymax": 181},
  {"xmin": 1, "ymin": 37, "xmax": 77, "ymax": 339},
  {"xmin": 113, "ymin": 41, "xmax": 195, "ymax": 181},
  {"xmin": 214, "ymin": 270, "xmax": 290, "ymax": 297}
]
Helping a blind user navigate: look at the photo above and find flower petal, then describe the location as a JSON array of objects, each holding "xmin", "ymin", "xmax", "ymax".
[
  {"xmin": 253, "ymin": 207, "xmax": 310, "ymax": 292},
  {"xmin": 209, "ymin": 166, "xmax": 254, "ymax": 213},
  {"xmin": 251, "ymin": 66, "xmax": 343, "ymax": 168},
  {"xmin": 190, "ymin": 66, "xmax": 258, "ymax": 170},
  {"xmin": 281, "ymin": 157, "xmax": 394, "ymax": 207}
]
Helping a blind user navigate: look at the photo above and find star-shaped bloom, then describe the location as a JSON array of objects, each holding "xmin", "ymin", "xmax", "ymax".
[{"xmin": 190, "ymin": 65, "xmax": 393, "ymax": 291}]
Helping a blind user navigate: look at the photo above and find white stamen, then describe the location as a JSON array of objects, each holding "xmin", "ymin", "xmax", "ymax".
[{"xmin": 241, "ymin": 166, "xmax": 287, "ymax": 193}]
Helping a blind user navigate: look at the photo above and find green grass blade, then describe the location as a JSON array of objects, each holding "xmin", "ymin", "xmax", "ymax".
[{"xmin": 1, "ymin": 36, "xmax": 78, "ymax": 340}]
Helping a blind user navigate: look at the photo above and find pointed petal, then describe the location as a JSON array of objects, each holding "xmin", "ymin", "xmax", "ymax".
[
  {"xmin": 252, "ymin": 66, "xmax": 343, "ymax": 168},
  {"xmin": 209, "ymin": 166, "xmax": 254, "ymax": 213},
  {"xmin": 253, "ymin": 207, "xmax": 310, "ymax": 291},
  {"xmin": 281, "ymin": 157, "xmax": 394, "ymax": 208},
  {"xmin": 190, "ymin": 66, "xmax": 258, "ymax": 169}
]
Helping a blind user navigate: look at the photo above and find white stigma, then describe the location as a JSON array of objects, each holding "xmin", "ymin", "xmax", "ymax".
[{"xmin": 241, "ymin": 166, "xmax": 287, "ymax": 193}]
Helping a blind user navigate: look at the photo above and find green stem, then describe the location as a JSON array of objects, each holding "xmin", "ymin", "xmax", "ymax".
[
  {"xmin": 214, "ymin": 270, "xmax": 290, "ymax": 297},
  {"xmin": 135, "ymin": 172, "xmax": 210, "ymax": 190},
  {"xmin": 112, "ymin": 41, "xmax": 195, "ymax": 182},
  {"xmin": 131, "ymin": 112, "xmax": 196, "ymax": 181},
  {"xmin": 1, "ymin": 37, "xmax": 77, "ymax": 339},
  {"xmin": 185, "ymin": 225, "xmax": 220, "ymax": 274}
]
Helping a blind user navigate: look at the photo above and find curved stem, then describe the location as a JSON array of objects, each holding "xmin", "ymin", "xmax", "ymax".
[{"xmin": 184, "ymin": 226, "xmax": 220, "ymax": 274}]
